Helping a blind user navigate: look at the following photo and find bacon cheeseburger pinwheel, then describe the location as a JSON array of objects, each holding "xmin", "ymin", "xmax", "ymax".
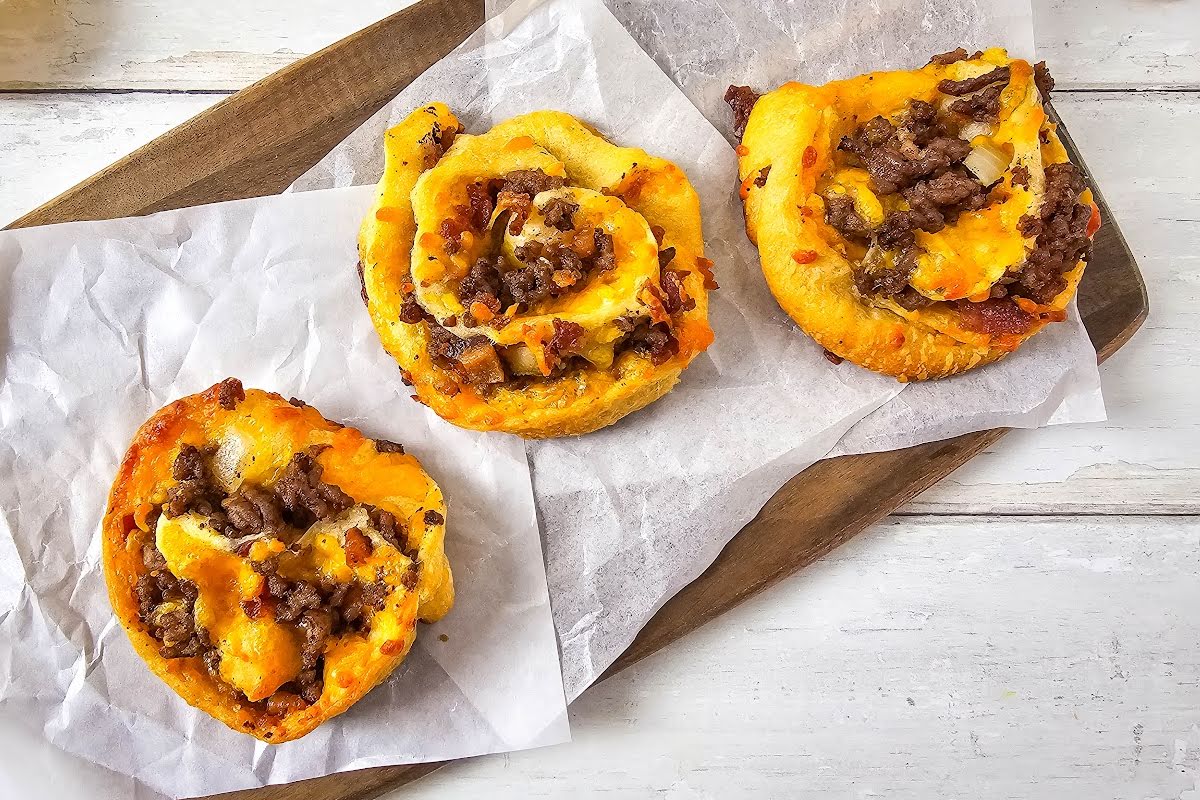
[
  {"xmin": 728, "ymin": 49, "xmax": 1100, "ymax": 380},
  {"xmin": 358, "ymin": 106, "xmax": 716, "ymax": 437},
  {"xmin": 103, "ymin": 379, "xmax": 452, "ymax": 743}
]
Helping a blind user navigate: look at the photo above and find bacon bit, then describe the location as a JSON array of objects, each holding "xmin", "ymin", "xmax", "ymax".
[
  {"xmin": 1085, "ymin": 201, "xmax": 1102, "ymax": 238},
  {"xmin": 505, "ymin": 135, "xmax": 535, "ymax": 152},
  {"xmin": 823, "ymin": 349, "xmax": 844, "ymax": 365},
  {"xmin": 545, "ymin": 319, "xmax": 585, "ymax": 363},
  {"xmin": 337, "ymin": 672, "xmax": 357, "ymax": 688},
  {"xmin": 496, "ymin": 190, "xmax": 533, "ymax": 234},
  {"xmin": 465, "ymin": 182, "xmax": 494, "ymax": 231},
  {"xmin": 792, "ymin": 250, "xmax": 819, "ymax": 265},
  {"xmin": 380, "ymin": 639, "xmax": 404, "ymax": 656},
  {"xmin": 739, "ymin": 174, "xmax": 755, "ymax": 200},
  {"xmin": 967, "ymin": 289, "xmax": 992, "ymax": 303},
  {"xmin": 400, "ymin": 281, "xmax": 415, "ymax": 294},
  {"xmin": 660, "ymin": 270, "xmax": 695, "ymax": 314},
  {"xmin": 640, "ymin": 281, "xmax": 673, "ymax": 327},
  {"xmin": 438, "ymin": 218, "xmax": 467, "ymax": 254},
  {"xmin": 957, "ymin": 298, "xmax": 1037, "ymax": 336},
  {"xmin": 735, "ymin": 144, "xmax": 750, "ymax": 156},
  {"xmin": 800, "ymin": 206, "xmax": 815, "ymax": 218},
  {"xmin": 695, "ymin": 257, "xmax": 719, "ymax": 290},
  {"xmin": 569, "ymin": 228, "xmax": 597, "ymax": 257},
  {"xmin": 802, "ymin": 146, "xmax": 818, "ymax": 168},
  {"xmin": 891, "ymin": 330, "xmax": 907, "ymax": 348},
  {"xmin": 343, "ymin": 527, "xmax": 373, "ymax": 567},
  {"xmin": 375, "ymin": 206, "xmax": 405, "ymax": 223},
  {"xmin": 418, "ymin": 231, "xmax": 442, "ymax": 251},
  {"xmin": 470, "ymin": 301, "xmax": 495, "ymax": 322},
  {"xmin": 614, "ymin": 168, "xmax": 651, "ymax": 202},
  {"xmin": 240, "ymin": 596, "xmax": 273, "ymax": 620},
  {"xmin": 551, "ymin": 269, "xmax": 578, "ymax": 289}
]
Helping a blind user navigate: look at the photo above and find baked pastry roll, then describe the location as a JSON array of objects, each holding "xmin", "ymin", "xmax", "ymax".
[
  {"xmin": 103, "ymin": 379, "xmax": 452, "ymax": 743},
  {"xmin": 728, "ymin": 49, "xmax": 1101, "ymax": 380},
  {"xmin": 358, "ymin": 105, "xmax": 716, "ymax": 437}
]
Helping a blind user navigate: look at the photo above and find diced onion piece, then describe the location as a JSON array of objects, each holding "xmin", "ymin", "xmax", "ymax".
[
  {"xmin": 500, "ymin": 344, "xmax": 542, "ymax": 376},
  {"xmin": 959, "ymin": 121, "xmax": 994, "ymax": 143},
  {"xmin": 963, "ymin": 141, "xmax": 1010, "ymax": 186},
  {"xmin": 210, "ymin": 434, "xmax": 248, "ymax": 492}
]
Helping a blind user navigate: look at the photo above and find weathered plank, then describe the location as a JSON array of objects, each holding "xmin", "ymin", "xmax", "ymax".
[
  {"xmin": 3, "ymin": 515, "xmax": 1196, "ymax": 799},
  {"xmin": 397, "ymin": 515, "xmax": 1200, "ymax": 800},
  {"xmin": 0, "ymin": 0, "xmax": 1196, "ymax": 90},
  {"xmin": 0, "ymin": 0, "xmax": 417, "ymax": 90},
  {"xmin": 0, "ymin": 92, "xmax": 222, "ymax": 223}
]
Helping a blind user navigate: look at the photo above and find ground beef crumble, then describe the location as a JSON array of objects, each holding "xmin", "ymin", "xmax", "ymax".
[
  {"xmin": 821, "ymin": 57, "xmax": 1091, "ymax": 328},
  {"xmin": 1010, "ymin": 162, "xmax": 1093, "ymax": 304},
  {"xmin": 833, "ymin": 99, "xmax": 992, "ymax": 304},
  {"xmin": 425, "ymin": 148, "xmax": 703, "ymax": 386},
  {"xmin": 373, "ymin": 439, "xmax": 405, "ymax": 454},
  {"xmin": 418, "ymin": 120, "xmax": 461, "ymax": 169},
  {"xmin": 541, "ymin": 196, "xmax": 579, "ymax": 230},
  {"xmin": 949, "ymin": 82, "xmax": 1006, "ymax": 121},
  {"xmin": 1034, "ymin": 60, "xmax": 1055, "ymax": 99},
  {"xmin": 142, "ymin": 441, "xmax": 420, "ymax": 715},
  {"xmin": 724, "ymin": 85, "xmax": 762, "ymax": 139},
  {"xmin": 839, "ymin": 101, "xmax": 973, "ymax": 197},
  {"xmin": 937, "ymin": 65, "xmax": 1011, "ymax": 97},
  {"xmin": 927, "ymin": 48, "xmax": 970, "ymax": 66}
]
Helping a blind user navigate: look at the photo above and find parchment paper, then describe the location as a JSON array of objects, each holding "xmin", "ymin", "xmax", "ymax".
[
  {"xmin": 293, "ymin": 0, "xmax": 1102, "ymax": 700},
  {"xmin": 0, "ymin": 186, "xmax": 568, "ymax": 798},
  {"xmin": 487, "ymin": 0, "xmax": 1107, "ymax": 457}
]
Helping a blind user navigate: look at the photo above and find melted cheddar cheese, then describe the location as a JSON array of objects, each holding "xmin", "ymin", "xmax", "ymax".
[
  {"xmin": 736, "ymin": 48, "xmax": 1097, "ymax": 380},
  {"xmin": 103, "ymin": 383, "xmax": 453, "ymax": 743},
  {"xmin": 358, "ymin": 107, "xmax": 714, "ymax": 437}
]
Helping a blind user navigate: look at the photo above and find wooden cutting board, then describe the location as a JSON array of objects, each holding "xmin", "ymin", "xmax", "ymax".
[{"xmin": 6, "ymin": 1, "xmax": 1147, "ymax": 797}]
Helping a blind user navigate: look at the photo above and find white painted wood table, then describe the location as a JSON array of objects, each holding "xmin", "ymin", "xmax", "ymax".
[{"xmin": 1, "ymin": 2, "xmax": 1198, "ymax": 798}]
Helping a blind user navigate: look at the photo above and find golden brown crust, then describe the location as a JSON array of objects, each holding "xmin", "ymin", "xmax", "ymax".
[
  {"xmin": 102, "ymin": 381, "xmax": 452, "ymax": 742},
  {"xmin": 736, "ymin": 49, "xmax": 1096, "ymax": 381},
  {"xmin": 358, "ymin": 105, "xmax": 715, "ymax": 437}
]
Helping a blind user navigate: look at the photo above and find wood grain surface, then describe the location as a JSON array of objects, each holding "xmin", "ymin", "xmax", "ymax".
[
  {"xmin": 0, "ymin": 1, "xmax": 1150, "ymax": 798},
  {"xmin": 3, "ymin": 0, "xmax": 1195, "ymax": 90},
  {"xmin": 6, "ymin": 0, "xmax": 482, "ymax": 228}
]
